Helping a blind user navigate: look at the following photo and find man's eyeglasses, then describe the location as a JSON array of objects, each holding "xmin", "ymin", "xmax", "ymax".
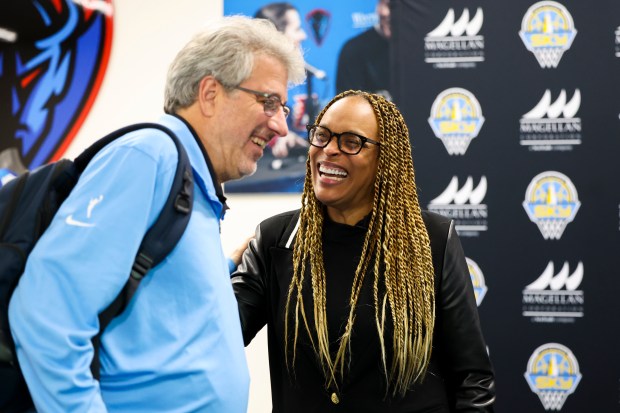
[
  {"xmin": 307, "ymin": 124, "xmax": 380, "ymax": 155},
  {"xmin": 234, "ymin": 86, "xmax": 290, "ymax": 118}
]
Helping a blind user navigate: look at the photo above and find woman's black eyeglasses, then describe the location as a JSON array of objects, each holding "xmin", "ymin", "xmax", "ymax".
[{"xmin": 307, "ymin": 124, "xmax": 380, "ymax": 155}]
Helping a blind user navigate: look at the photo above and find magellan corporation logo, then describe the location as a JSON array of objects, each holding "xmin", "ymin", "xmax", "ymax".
[
  {"xmin": 520, "ymin": 89, "xmax": 581, "ymax": 151},
  {"xmin": 519, "ymin": 1, "xmax": 577, "ymax": 68},
  {"xmin": 524, "ymin": 343, "xmax": 582, "ymax": 411},
  {"xmin": 428, "ymin": 88, "xmax": 485, "ymax": 155},
  {"xmin": 523, "ymin": 171, "xmax": 580, "ymax": 240},
  {"xmin": 522, "ymin": 261, "xmax": 584, "ymax": 323},
  {"xmin": 466, "ymin": 257, "xmax": 488, "ymax": 306},
  {"xmin": 424, "ymin": 8, "xmax": 485, "ymax": 68},
  {"xmin": 428, "ymin": 176, "xmax": 487, "ymax": 236}
]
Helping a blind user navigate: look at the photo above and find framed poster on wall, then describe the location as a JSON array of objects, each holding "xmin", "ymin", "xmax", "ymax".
[{"xmin": 224, "ymin": 0, "xmax": 381, "ymax": 192}]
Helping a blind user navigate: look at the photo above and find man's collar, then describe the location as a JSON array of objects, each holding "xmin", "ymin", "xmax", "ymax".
[{"xmin": 171, "ymin": 113, "xmax": 228, "ymax": 210}]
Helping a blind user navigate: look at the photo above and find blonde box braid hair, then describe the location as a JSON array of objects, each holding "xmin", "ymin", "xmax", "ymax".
[{"xmin": 284, "ymin": 91, "xmax": 436, "ymax": 396}]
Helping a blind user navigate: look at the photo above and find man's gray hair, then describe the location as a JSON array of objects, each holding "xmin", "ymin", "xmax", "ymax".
[{"xmin": 164, "ymin": 15, "xmax": 306, "ymax": 113}]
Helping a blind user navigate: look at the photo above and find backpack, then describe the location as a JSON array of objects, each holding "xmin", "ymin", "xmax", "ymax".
[{"xmin": 0, "ymin": 123, "xmax": 194, "ymax": 412}]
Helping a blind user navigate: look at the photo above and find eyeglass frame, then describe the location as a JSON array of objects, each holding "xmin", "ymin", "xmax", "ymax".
[
  {"xmin": 306, "ymin": 124, "xmax": 381, "ymax": 155},
  {"xmin": 233, "ymin": 86, "xmax": 290, "ymax": 118}
]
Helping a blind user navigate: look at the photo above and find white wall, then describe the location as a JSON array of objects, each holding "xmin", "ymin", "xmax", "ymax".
[
  {"xmin": 66, "ymin": 0, "xmax": 222, "ymax": 158},
  {"xmin": 67, "ymin": 1, "xmax": 291, "ymax": 411},
  {"xmin": 222, "ymin": 194, "xmax": 301, "ymax": 412}
]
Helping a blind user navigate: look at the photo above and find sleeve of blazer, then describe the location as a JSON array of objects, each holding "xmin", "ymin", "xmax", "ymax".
[
  {"xmin": 230, "ymin": 211, "xmax": 296, "ymax": 346},
  {"xmin": 439, "ymin": 221, "xmax": 496, "ymax": 412},
  {"xmin": 230, "ymin": 223, "xmax": 270, "ymax": 346}
]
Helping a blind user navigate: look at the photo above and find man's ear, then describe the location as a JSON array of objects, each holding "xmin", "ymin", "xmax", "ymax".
[{"xmin": 197, "ymin": 75, "xmax": 218, "ymax": 117}]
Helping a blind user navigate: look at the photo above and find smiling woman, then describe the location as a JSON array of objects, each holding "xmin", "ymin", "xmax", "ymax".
[
  {"xmin": 231, "ymin": 90, "xmax": 496, "ymax": 412},
  {"xmin": 308, "ymin": 94, "xmax": 381, "ymax": 225}
]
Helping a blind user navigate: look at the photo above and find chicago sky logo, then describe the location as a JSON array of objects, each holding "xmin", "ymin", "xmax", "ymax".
[
  {"xmin": 519, "ymin": 1, "xmax": 577, "ymax": 68},
  {"xmin": 523, "ymin": 171, "xmax": 580, "ymax": 240},
  {"xmin": 524, "ymin": 343, "xmax": 582, "ymax": 411},
  {"xmin": 520, "ymin": 89, "xmax": 582, "ymax": 151},
  {"xmin": 466, "ymin": 257, "xmax": 488, "ymax": 306},
  {"xmin": 428, "ymin": 88, "xmax": 485, "ymax": 155},
  {"xmin": 424, "ymin": 8, "xmax": 485, "ymax": 68},
  {"xmin": 428, "ymin": 176, "xmax": 488, "ymax": 236},
  {"xmin": 522, "ymin": 261, "xmax": 584, "ymax": 323}
]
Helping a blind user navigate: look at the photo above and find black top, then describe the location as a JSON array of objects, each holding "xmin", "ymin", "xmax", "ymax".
[
  {"xmin": 321, "ymin": 216, "xmax": 377, "ymax": 362},
  {"xmin": 231, "ymin": 210, "xmax": 495, "ymax": 412}
]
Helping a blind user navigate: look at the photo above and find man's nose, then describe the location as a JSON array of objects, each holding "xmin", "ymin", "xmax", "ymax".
[{"xmin": 267, "ymin": 107, "xmax": 289, "ymax": 137}]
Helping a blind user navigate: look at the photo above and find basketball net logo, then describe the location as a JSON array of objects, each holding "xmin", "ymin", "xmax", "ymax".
[
  {"xmin": 524, "ymin": 343, "xmax": 582, "ymax": 410},
  {"xmin": 519, "ymin": 1, "xmax": 577, "ymax": 68},
  {"xmin": 466, "ymin": 257, "xmax": 488, "ymax": 306},
  {"xmin": 428, "ymin": 88, "xmax": 485, "ymax": 155},
  {"xmin": 522, "ymin": 171, "xmax": 580, "ymax": 239}
]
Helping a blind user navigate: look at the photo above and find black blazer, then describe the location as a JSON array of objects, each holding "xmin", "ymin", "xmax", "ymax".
[{"xmin": 231, "ymin": 210, "xmax": 495, "ymax": 412}]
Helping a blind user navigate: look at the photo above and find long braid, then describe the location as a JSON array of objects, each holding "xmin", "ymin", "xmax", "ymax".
[{"xmin": 285, "ymin": 91, "xmax": 435, "ymax": 396}]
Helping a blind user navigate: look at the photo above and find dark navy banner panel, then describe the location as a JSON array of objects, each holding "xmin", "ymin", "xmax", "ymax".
[{"xmin": 392, "ymin": 0, "xmax": 620, "ymax": 411}]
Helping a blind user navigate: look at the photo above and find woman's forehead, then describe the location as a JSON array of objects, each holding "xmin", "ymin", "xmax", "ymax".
[{"xmin": 322, "ymin": 97, "xmax": 379, "ymax": 135}]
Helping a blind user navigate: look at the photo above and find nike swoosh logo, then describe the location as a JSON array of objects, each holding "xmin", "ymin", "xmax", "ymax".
[{"xmin": 65, "ymin": 215, "xmax": 96, "ymax": 228}]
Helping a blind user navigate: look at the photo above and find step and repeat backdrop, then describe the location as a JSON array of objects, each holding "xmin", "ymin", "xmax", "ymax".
[{"xmin": 391, "ymin": 0, "xmax": 620, "ymax": 411}]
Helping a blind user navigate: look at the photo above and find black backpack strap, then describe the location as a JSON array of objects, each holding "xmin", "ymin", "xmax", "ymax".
[
  {"xmin": 0, "ymin": 173, "xmax": 28, "ymax": 239},
  {"xmin": 89, "ymin": 123, "xmax": 194, "ymax": 379}
]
